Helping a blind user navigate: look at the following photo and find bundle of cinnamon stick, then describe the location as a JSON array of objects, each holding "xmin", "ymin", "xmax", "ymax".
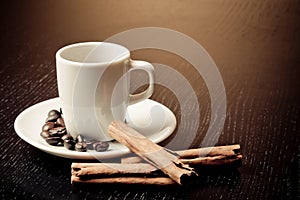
[{"xmin": 71, "ymin": 121, "xmax": 242, "ymax": 185}]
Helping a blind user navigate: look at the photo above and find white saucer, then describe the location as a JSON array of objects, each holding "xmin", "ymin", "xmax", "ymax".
[{"xmin": 14, "ymin": 98, "xmax": 176, "ymax": 160}]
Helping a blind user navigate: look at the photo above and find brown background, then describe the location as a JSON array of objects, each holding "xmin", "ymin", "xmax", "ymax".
[{"xmin": 1, "ymin": 0, "xmax": 299, "ymax": 199}]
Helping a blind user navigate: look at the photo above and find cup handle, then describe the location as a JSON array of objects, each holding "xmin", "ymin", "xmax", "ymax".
[{"xmin": 128, "ymin": 60, "xmax": 154, "ymax": 105}]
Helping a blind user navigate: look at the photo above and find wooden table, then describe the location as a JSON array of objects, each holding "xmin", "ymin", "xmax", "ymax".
[{"xmin": 1, "ymin": 0, "xmax": 299, "ymax": 199}]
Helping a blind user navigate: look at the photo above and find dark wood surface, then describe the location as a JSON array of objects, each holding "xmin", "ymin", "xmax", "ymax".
[{"xmin": 1, "ymin": 0, "xmax": 299, "ymax": 199}]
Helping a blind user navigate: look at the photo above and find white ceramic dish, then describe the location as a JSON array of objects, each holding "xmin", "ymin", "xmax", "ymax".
[{"xmin": 14, "ymin": 98, "xmax": 176, "ymax": 160}]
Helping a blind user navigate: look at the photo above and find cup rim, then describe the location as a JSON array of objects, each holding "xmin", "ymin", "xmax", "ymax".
[{"xmin": 56, "ymin": 42, "xmax": 130, "ymax": 66}]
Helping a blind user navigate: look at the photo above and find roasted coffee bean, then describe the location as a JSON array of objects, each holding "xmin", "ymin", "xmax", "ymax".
[
  {"xmin": 75, "ymin": 142, "xmax": 87, "ymax": 152},
  {"xmin": 61, "ymin": 134, "xmax": 73, "ymax": 141},
  {"xmin": 42, "ymin": 122, "xmax": 55, "ymax": 131},
  {"xmin": 76, "ymin": 135, "xmax": 84, "ymax": 143},
  {"xmin": 84, "ymin": 139, "xmax": 97, "ymax": 150},
  {"xmin": 40, "ymin": 131, "xmax": 50, "ymax": 138},
  {"xmin": 45, "ymin": 115, "xmax": 59, "ymax": 123},
  {"xmin": 56, "ymin": 118, "xmax": 65, "ymax": 127},
  {"xmin": 45, "ymin": 137, "xmax": 61, "ymax": 146},
  {"xmin": 49, "ymin": 126, "xmax": 66, "ymax": 133},
  {"xmin": 64, "ymin": 139, "xmax": 75, "ymax": 150},
  {"xmin": 93, "ymin": 141, "xmax": 109, "ymax": 152},
  {"xmin": 49, "ymin": 127, "xmax": 66, "ymax": 137},
  {"xmin": 48, "ymin": 109, "xmax": 61, "ymax": 117},
  {"xmin": 41, "ymin": 109, "xmax": 112, "ymax": 152}
]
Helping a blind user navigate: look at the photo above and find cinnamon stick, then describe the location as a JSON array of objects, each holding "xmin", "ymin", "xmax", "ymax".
[
  {"xmin": 71, "ymin": 163, "xmax": 175, "ymax": 185},
  {"xmin": 108, "ymin": 121, "xmax": 197, "ymax": 185},
  {"xmin": 71, "ymin": 155, "xmax": 242, "ymax": 185},
  {"xmin": 176, "ymin": 144, "xmax": 241, "ymax": 158},
  {"xmin": 72, "ymin": 163, "xmax": 158, "ymax": 177},
  {"xmin": 121, "ymin": 145, "xmax": 242, "ymax": 165},
  {"xmin": 71, "ymin": 175, "xmax": 176, "ymax": 185},
  {"xmin": 121, "ymin": 154, "xmax": 242, "ymax": 166},
  {"xmin": 71, "ymin": 147, "xmax": 242, "ymax": 185},
  {"xmin": 71, "ymin": 154, "xmax": 242, "ymax": 177},
  {"xmin": 71, "ymin": 121, "xmax": 242, "ymax": 186},
  {"xmin": 180, "ymin": 154, "xmax": 242, "ymax": 166}
]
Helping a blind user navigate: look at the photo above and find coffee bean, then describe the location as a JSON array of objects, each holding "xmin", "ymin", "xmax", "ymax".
[
  {"xmin": 64, "ymin": 139, "xmax": 75, "ymax": 150},
  {"xmin": 48, "ymin": 109, "xmax": 61, "ymax": 117},
  {"xmin": 61, "ymin": 134, "xmax": 73, "ymax": 141},
  {"xmin": 75, "ymin": 142, "xmax": 87, "ymax": 152},
  {"xmin": 93, "ymin": 141, "xmax": 109, "ymax": 152},
  {"xmin": 45, "ymin": 137, "xmax": 62, "ymax": 146},
  {"xmin": 40, "ymin": 131, "xmax": 50, "ymax": 138},
  {"xmin": 49, "ymin": 127, "xmax": 66, "ymax": 137},
  {"xmin": 41, "ymin": 109, "xmax": 111, "ymax": 152},
  {"xmin": 42, "ymin": 122, "xmax": 55, "ymax": 131},
  {"xmin": 49, "ymin": 126, "xmax": 66, "ymax": 132},
  {"xmin": 45, "ymin": 114, "xmax": 59, "ymax": 123},
  {"xmin": 76, "ymin": 135, "xmax": 84, "ymax": 143},
  {"xmin": 56, "ymin": 118, "xmax": 65, "ymax": 127},
  {"xmin": 84, "ymin": 139, "xmax": 97, "ymax": 150}
]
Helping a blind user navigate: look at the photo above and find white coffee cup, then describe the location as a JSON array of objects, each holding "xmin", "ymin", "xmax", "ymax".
[{"xmin": 56, "ymin": 42, "xmax": 154, "ymax": 141}]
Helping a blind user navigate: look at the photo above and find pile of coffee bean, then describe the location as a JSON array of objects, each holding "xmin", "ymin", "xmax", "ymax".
[{"xmin": 40, "ymin": 109, "xmax": 109, "ymax": 152}]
